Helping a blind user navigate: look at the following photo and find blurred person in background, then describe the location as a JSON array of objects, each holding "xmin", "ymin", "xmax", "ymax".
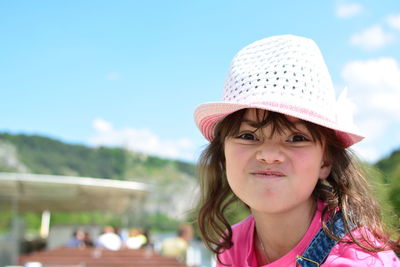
[
  {"xmin": 125, "ymin": 227, "xmax": 147, "ymax": 249},
  {"xmin": 66, "ymin": 230, "xmax": 85, "ymax": 248},
  {"xmin": 141, "ymin": 228, "xmax": 154, "ymax": 249},
  {"xmin": 96, "ymin": 225, "xmax": 122, "ymax": 250},
  {"xmin": 161, "ymin": 223, "xmax": 193, "ymax": 262},
  {"xmin": 83, "ymin": 231, "xmax": 94, "ymax": 247}
]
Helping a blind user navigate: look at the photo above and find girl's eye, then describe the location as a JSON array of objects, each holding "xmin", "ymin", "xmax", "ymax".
[
  {"xmin": 237, "ymin": 132, "xmax": 258, "ymax": 141},
  {"xmin": 287, "ymin": 134, "xmax": 309, "ymax": 143}
]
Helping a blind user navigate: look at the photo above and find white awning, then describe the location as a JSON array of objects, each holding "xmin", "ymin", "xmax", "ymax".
[{"xmin": 0, "ymin": 172, "xmax": 152, "ymax": 213}]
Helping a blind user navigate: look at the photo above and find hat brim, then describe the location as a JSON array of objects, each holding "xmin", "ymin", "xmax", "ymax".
[{"xmin": 194, "ymin": 101, "xmax": 364, "ymax": 147}]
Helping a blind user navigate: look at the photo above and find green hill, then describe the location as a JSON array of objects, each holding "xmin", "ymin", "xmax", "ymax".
[
  {"xmin": 0, "ymin": 132, "xmax": 195, "ymax": 181},
  {"xmin": 0, "ymin": 132, "xmax": 197, "ymax": 232}
]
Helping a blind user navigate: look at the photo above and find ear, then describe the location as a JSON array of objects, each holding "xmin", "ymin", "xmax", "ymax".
[{"xmin": 319, "ymin": 160, "xmax": 332, "ymax": 180}]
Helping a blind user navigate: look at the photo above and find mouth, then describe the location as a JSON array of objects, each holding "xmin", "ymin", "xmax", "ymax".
[{"xmin": 250, "ymin": 170, "xmax": 285, "ymax": 178}]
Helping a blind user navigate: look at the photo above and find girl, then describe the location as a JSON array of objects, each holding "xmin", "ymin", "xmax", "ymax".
[{"xmin": 194, "ymin": 35, "xmax": 399, "ymax": 266}]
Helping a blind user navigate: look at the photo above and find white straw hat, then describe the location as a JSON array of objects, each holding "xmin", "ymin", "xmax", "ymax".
[{"xmin": 194, "ymin": 35, "xmax": 363, "ymax": 147}]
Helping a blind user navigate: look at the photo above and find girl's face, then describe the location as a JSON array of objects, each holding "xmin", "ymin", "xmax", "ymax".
[{"xmin": 224, "ymin": 109, "xmax": 332, "ymax": 214}]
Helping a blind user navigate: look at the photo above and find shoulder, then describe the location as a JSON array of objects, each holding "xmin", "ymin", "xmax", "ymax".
[
  {"xmin": 231, "ymin": 215, "xmax": 254, "ymax": 231},
  {"xmin": 324, "ymin": 228, "xmax": 400, "ymax": 267},
  {"xmin": 230, "ymin": 215, "xmax": 255, "ymax": 244},
  {"xmin": 217, "ymin": 216, "xmax": 255, "ymax": 266}
]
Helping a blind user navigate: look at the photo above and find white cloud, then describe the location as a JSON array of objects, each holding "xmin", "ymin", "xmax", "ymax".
[
  {"xmin": 88, "ymin": 119, "xmax": 196, "ymax": 161},
  {"xmin": 106, "ymin": 72, "xmax": 122, "ymax": 81},
  {"xmin": 93, "ymin": 118, "xmax": 113, "ymax": 132},
  {"xmin": 350, "ymin": 25, "xmax": 394, "ymax": 50},
  {"xmin": 341, "ymin": 57, "xmax": 400, "ymax": 161},
  {"xmin": 342, "ymin": 58, "xmax": 400, "ymax": 116},
  {"xmin": 352, "ymin": 143, "xmax": 380, "ymax": 162},
  {"xmin": 336, "ymin": 3, "xmax": 363, "ymax": 18},
  {"xmin": 357, "ymin": 117, "xmax": 389, "ymax": 142},
  {"xmin": 386, "ymin": 14, "xmax": 400, "ymax": 31},
  {"xmin": 348, "ymin": 116, "xmax": 390, "ymax": 162}
]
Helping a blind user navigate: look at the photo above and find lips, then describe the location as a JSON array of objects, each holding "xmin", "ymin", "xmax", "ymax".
[{"xmin": 250, "ymin": 170, "xmax": 285, "ymax": 178}]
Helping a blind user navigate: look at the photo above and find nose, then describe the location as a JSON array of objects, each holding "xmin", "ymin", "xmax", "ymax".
[{"xmin": 255, "ymin": 141, "xmax": 284, "ymax": 164}]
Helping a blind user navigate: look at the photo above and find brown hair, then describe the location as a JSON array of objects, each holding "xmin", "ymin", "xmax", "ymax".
[{"xmin": 196, "ymin": 109, "xmax": 399, "ymax": 262}]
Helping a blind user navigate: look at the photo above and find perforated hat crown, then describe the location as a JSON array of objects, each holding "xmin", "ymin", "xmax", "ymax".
[{"xmin": 194, "ymin": 35, "xmax": 363, "ymax": 147}]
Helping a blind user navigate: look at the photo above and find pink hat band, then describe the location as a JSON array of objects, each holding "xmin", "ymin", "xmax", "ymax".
[{"xmin": 194, "ymin": 35, "xmax": 364, "ymax": 147}]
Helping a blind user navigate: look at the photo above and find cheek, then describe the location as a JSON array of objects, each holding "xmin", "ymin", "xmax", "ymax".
[
  {"xmin": 224, "ymin": 147, "xmax": 237, "ymax": 176},
  {"xmin": 294, "ymin": 150, "xmax": 325, "ymax": 177},
  {"xmin": 224, "ymin": 145, "xmax": 249, "ymax": 180}
]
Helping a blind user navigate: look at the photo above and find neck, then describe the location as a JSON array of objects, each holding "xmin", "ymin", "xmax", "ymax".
[{"xmin": 252, "ymin": 199, "xmax": 316, "ymax": 263}]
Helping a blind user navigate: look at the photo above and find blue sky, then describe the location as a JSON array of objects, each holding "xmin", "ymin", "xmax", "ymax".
[{"xmin": 1, "ymin": 0, "xmax": 400, "ymax": 162}]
